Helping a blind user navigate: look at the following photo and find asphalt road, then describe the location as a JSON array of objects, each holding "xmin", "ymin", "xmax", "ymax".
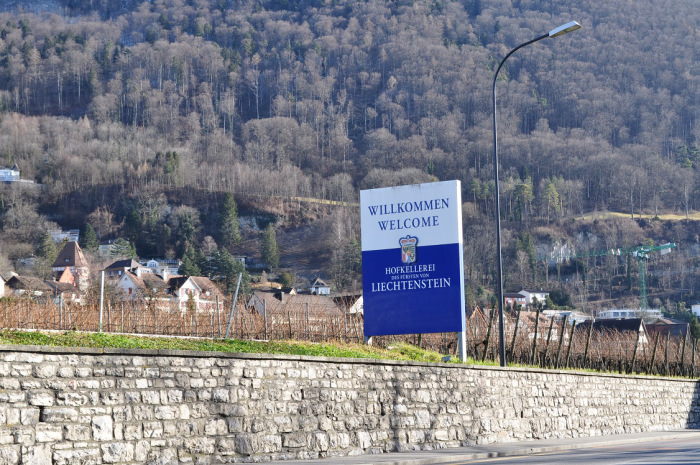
[
  {"xmin": 435, "ymin": 437, "xmax": 700, "ymax": 465},
  {"xmin": 262, "ymin": 431, "xmax": 700, "ymax": 465}
]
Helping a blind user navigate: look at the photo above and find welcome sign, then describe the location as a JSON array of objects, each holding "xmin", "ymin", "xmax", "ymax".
[{"xmin": 361, "ymin": 180, "xmax": 465, "ymax": 336}]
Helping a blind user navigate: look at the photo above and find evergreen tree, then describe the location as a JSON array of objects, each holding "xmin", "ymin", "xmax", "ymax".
[
  {"xmin": 38, "ymin": 231, "xmax": 58, "ymax": 263},
  {"xmin": 111, "ymin": 238, "xmax": 136, "ymax": 258},
  {"xmin": 261, "ymin": 224, "xmax": 279, "ymax": 269},
  {"xmin": 213, "ymin": 248, "xmax": 250, "ymax": 294},
  {"xmin": 125, "ymin": 207, "xmax": 141, "ymax": 245},
  {"xmin": 179, "ymin": 244, "xmax": 201, "ymax": 277},
  {"xmin": 219, "ymin": 193, "xmax": 241, "ymax": 249},
  {"xmin": 80, "ymin": 223, "xmax": 98, "ymax": 252},
  {"xmin": 690, "ymin": 317, "xmax": 700, "ymax": 341}
]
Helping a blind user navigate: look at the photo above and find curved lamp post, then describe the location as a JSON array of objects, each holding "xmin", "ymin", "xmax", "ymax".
[{"xmin": 492, "ymin": 21, "xmax": 581, "ymax": 367}]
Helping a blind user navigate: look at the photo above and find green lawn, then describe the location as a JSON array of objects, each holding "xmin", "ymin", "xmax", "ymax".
[{"xmin": 0, "ymin": 330, "xmax": 463, "ymax": 364}]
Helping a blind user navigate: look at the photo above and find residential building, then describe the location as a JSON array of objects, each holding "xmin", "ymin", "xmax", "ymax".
[
  {"xmin": 332, "ymin": 294, "xmax": 363, "ymax": 315},
  {"xmin": 169, "ymin": 276, "xmax": 224, "ymax": 312},
  {"xmin": 5, "ymin": 276, "xmax": 52, "ymax": 299},
  {"xmin": 46, "ymin": 281, "xmax": 82, "ymax": 305},
  {"xmin": 116, "ymin": 271, "xmax": 223, "ymax": 312},
  {"xmin": 504, "ymin": 292, "xmax": 527, "ymax": 309},
  {"xmin": 117, "ymin": 271, "xmax": 170, "ymax": 309},
  {"xmin": 309, "ymin": 277, "xmax": 331, "ymax": 295},
  {"xmin": 575, "ymin": 318, "xmax": 648, "ymax": 345},
  {"xmin": 518, "ymin": 289, "xmax": 550, "ymax": 307},
  {"xmin": 104, "ymin": 259, "xmax": 142, "ymax": 279},
  {"xmin": 51, "ymin": 229, "xmax": 80, "ymax": 243},
  {"xmin": 143, "ymin": 259, "xmax": 181, "ymax": 278},
  {"xmin": 691, "ymin": 302, "xmax": 700, "ymax": 318},
  {"xmin": 247, "ymin": 290, "xmax": 343, "ymax": 334},
  {"xmin": 597, "ymin": 308, "xmax": 662, "ymax": 320},
  {"xmin": 51, "ymin": 241, "xmax": 90, "ymax": 292},
  {"xmin": 0, "ymin": 164, "xmax": 20, "ymax": 182},
  {"xmin": 646, "ymin": 321, "xmax": 689, "ymax": 340}
]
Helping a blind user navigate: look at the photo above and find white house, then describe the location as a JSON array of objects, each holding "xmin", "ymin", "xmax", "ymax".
[
  {"xmin": 117, "ymin": 271, "xmax": 170, "ymax": 309},
  {"xmin": 691, "ymin": 302, "xmax": 700, "ymax": 318},
  {"xmin": 116, "ymin": 271, "xmax": 223, "ymax": 312},
  {"xmin": 598, "ymin": 308, "xmax": 662, "ymax": 320},
  {"xmin": 51, "ymin": 229, "xmax": 80, "ymax": 243},
  {"xmin": 143, "ymin": 259, "xmax": 181, "ymax": 278},
  {"xmin": 309, "ymin": 277, "xmax": 331, "ymax": 295},
  {"xmin": 0, "ymin": 165, "xmax": 20, "ymax": 182},
  {"xmin": 168, "ymin": 276, "xmax": 224, "ymax": 312},
  {"xmin": 518, "ymin": 289, "xmax": 550, "ymax": 307}
]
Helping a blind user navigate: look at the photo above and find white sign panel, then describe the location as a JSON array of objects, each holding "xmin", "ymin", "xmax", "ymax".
[{"xmin": 360, "ymin": 180, "xmax": 465, "ymax": 336}]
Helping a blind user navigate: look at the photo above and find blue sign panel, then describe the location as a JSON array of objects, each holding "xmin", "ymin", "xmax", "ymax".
[{"xmin": 361, "ymin": 181, "xmax": 465, "ymax": 337}]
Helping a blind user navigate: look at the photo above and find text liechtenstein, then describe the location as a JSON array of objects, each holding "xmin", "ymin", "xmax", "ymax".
[{"xmin": 371, "ymin": 278, "xmax": 451, "ymax": 292}]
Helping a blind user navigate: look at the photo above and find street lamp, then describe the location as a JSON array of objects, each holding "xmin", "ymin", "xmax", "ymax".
[{"xmin": 492, "ymin": 21, "xmax": 581, "ymax": 367}]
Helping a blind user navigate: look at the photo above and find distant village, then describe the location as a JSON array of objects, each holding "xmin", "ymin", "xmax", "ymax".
[
  {"xmin": 2, "ymin": 229, "xmax": 365, "ymax": 329},
  {"xmin": 1, "ymin": 225, "xmax": 698, "ymax": 348}
]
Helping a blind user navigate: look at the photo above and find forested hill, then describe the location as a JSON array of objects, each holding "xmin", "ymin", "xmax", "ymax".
[{"xmin": 0, "ymin": 0, "xmax": 697, "ymax": 307}]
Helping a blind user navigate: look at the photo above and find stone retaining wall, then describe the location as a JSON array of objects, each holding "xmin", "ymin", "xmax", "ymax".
[{"xmin": 0, "ymin": 344, "xmax": 697, "ymax": 464}]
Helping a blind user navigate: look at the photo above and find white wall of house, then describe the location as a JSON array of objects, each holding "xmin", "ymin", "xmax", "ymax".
[{"xmin": 691, "ymin": 303, "xmax": 700, "ymax": 317}]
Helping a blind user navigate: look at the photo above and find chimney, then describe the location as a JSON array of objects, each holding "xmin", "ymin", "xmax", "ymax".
[
  {"xmin": 161, "ymin": 269, "xmax": 168, "ymax": 282},
  {"xmin": 135, "ymin": 267, "xmax": 142, "ymax": 278}
]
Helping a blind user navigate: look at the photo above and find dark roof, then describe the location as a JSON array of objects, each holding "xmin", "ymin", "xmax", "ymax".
[
  {"xmin": 52, "ymin": 241, "xmax": 89, "ymax": 268},
  {"xmin": 46, "ymin": 281, "xmax": 80, "ymax": 294},
  {"xmin": 646, "ymin": 323, "xmax": 689, "ymax": 338},
  {"xmin": 248, "ymin": 290, "xmax": 341, "ymax": 318},
  {"xmin": 123, "ymin": 271, "xmax": 169, "ymax": 294},
  {"xmin": 188, "ymin": 276, "xmax": 224, "ymax": 301},
  {"xmin": 310, "ymin": 277, "xmax": 329, "ymax": 287},
  {"xmin": 6, "ymin": 276, "xmax": 52, "ymax": 292},
  {"xmin": 105, "ymin": 259, "xmax": 141, "ymax": 270}
]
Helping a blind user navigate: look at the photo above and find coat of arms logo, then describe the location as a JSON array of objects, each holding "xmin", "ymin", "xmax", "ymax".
[{"xmin": 399, "ymin": 235, "xmax": 418, "ymax": 264}]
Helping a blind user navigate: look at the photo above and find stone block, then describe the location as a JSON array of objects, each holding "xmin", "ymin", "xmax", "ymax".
[
  {"xmin": 0, "ymin": 445, "xmax": 19, "ymax": 465},
  {"xmin": 134, "ymin": 440, "xmax": 150, "ymax": 462},
  {"xmin": 182, "ymin": 437, "xmax": 215, "ymax": 455},
  {"xmin": 32, "ymin": 365, "xmax": 57, "ymax": 379},
  {"xmin": 52, "ymin": 448, "xmax": 100, "ymax": 465},
  {"xmin": 19, "ymin": 409, "xmax": 39, "ymax": 426},
  {"xmin": 154, "ymin": 406, "xmax": 178, "ymax": 420},
  {"xmin": 101, "ymin": 442, "xmax": 134, "ymax": 463},
  {"xmin": 112, "ymin": 406, "xmax": 132, "ymax": 422},
  {"xmin": 27, "ymin": 392, "xmax": 54, "ymax": 407},
  {"xmin": 234, "ymin": 434, "xmax": 259, "ymax": 455},
  {"xmin": 143, "ymin": 421, "xmax": 163, "ymax": 438},
  {"xmin": 141, "ymin": 391, "xmax": 161, "ymax": 405},
  {"xmin": 204, "ymin": 419, "xmax": 228, "ymax": 436},
  {"xmin": 122, "ymin": 423, "xmax": 143, "ymax": 440},
  {"xmin": 64, "ymin": 424, "xmax": 91, "ymax": 441},
  {"xmin": 21, "ymin": 444, "xmax": 50, "ymax": 465},
  {"xmin": 35, "ymin": 424, "xmax": 62, "ymax": 442},
  {"xmin": 10, "ymin": 427, "xmax": 33, "ymax": 446},
  {"xmin": 145, "ymin": 447, "xmax": 178, "ymax": 465},
  {"xmin": 91, "ymin": 415, "xmax": 113, "ymax": 441},
  {"xmin": 0, "ymin": 379, "xmax": 20, "ymax": 390},
  {"xmin": 40, "ymin": 408, "xmax": 78, "ymax": 423},
  {"xmin": 55, "ymin": 392, "xmax": 88, "ymax": 407}
]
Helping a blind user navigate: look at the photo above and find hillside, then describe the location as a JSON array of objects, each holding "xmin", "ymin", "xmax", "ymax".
[{"xmin": 0, "ymin": 0, "xmax": 697, "ymax": 310}]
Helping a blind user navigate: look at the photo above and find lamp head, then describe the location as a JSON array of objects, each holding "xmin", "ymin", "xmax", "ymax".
[{"xmin": 549, "ymin": 21, "xmax": 581, "ymax": 38}]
